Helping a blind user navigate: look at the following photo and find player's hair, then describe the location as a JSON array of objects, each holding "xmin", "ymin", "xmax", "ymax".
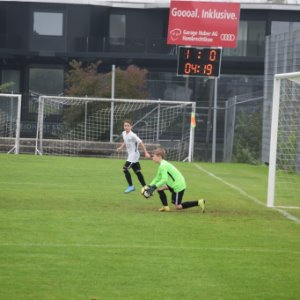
[
  {"xmin": 152, "ymin": 147, "xmax": 165, "ymax": 159},
  {"xmin": 124, "ymin": 119, "xmax": 133, "ymax": 126}
]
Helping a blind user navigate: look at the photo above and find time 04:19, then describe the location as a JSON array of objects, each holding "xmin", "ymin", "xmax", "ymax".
[{"xmin": 184, "ymin": 63, "xmax": 213, "ymax": 76}]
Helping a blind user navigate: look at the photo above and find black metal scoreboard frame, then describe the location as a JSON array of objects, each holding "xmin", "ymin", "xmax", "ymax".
[{"xmin": 177, "ymin": 47, "xmax": 222, "ymax": 78}]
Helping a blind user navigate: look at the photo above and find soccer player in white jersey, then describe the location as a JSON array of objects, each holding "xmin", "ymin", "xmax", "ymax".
[{"xmin": 117, "ymin": 119, "xmax": 151, "ymax": 193}]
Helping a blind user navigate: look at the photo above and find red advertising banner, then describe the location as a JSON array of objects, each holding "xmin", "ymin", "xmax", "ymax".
[{"xmin": 167, "ymin": 1, "xmax": 240, "ymax": 48}]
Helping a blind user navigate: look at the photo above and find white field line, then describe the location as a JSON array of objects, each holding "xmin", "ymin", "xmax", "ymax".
[
  {"xmin": 275, "ymin": 205, "xmax": 300, "ymax": 210},
  {"xmin": 194, "ymin": 164, "xmax": 300, "ymax": 224},
  {"xmin": 1, "ymin": 243, "xmax": 299, "ymax": 255}
]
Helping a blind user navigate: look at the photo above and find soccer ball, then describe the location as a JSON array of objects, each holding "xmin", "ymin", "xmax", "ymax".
[{"xmin": 141, "ymin": 186, "xmax": 152, "ymax": 199}]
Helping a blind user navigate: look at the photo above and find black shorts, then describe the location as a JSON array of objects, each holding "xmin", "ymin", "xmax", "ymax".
[
  {"xmin": 123, "ymin": 161, "xmax": 141, "ymax": 172},
  {"xmin": 168, "ymin": 185, "xmax": 185, "ymax": 205}
]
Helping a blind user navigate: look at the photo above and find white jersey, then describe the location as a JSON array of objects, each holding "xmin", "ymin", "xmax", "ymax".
[{"xmin": 122, "ymin": 130, "xmax": 142, "ymax": 163}]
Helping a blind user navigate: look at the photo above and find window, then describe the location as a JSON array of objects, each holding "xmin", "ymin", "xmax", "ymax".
[
  {"xmin": 223, "ymin": 21, "xmax": 265, "ymax": 57},
  {"xmin": 109, "ymin": 14, "xmax": 126, "ymax": 45},
  {"xmin": 33, "ymin": 12, "xmax": 63, "ymax": 36},
  {"xmin": 29, "ymin": 67, "xmax": 64, "ymax": 95},
  {"xmin": 28, "ymin": 67, "xmax": 64, "ymax": 114},
  {"xmin": 271, "ymin": 22, "xmax": 300, "ymax": 35},
  {"xmin": 247, "ymin": 21, "xmax": 265, "ymax": 57}
]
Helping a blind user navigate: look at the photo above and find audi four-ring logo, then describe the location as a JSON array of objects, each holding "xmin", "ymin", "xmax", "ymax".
[{"xmin": 220, "ymin": 34, "xmax": 236, "ymax": 41}]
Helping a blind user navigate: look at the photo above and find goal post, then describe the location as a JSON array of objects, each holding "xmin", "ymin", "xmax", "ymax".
[
  {"xmin": 267, "ymin": 72, "xmax": 300, "ymax": 208},
  {"xmin": 35, "ymin": 96, "xmax": 196, "ymax": 162},
  {"xmin": 0, "ymin": 93, "xmax": 22, "ymax": 154}
]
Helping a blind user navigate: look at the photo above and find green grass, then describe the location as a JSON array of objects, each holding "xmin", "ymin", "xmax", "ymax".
[
  {"xmin": 275, "ymin": 170, "xmax": 300, "ymax": 207},
  {"xmin": 0, "ymin": 154, "xmax": 299, "ymax": 300}
]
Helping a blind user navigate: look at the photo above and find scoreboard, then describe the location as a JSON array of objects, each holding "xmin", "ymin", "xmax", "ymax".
[{"xmin": 177, "ymin": 47, "xmax": 222, "ymax": 78}]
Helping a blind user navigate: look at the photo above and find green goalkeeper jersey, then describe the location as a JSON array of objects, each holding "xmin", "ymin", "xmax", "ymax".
[{"xmin": 150, "ymin": 159, "xmax": 186, "ymax": 192}]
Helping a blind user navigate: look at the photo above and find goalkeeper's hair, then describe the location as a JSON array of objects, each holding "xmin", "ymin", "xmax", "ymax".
[{"xmin": 152, "ymin": 147, "xmax": 166, "ymax": 159}]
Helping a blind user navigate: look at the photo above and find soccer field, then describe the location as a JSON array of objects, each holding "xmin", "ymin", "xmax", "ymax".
[{"xmin": 0, "ymin": 154, "xmax": 299, "ymax": 300}]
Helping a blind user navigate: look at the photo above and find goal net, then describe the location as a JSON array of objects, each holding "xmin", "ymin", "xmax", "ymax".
[
  {"xmin": 0, "ymin": 93, "xmax": 22, "ymax": 154},
  {"xmin": 267, "ymin": 72, "xmax": 300, "ymax": 208},
  {"xmin": 35, "ymin": 96, "xmax": 196, "ymax": 161}
]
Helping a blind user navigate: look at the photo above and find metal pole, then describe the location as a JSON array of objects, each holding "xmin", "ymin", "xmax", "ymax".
[
  {"xmin": 156, "ymin": 99, "xmax": 161, "ymax": 141},
  {"xmin": 110, "ymin": 64, "xmax": 115, "ymax": 142},
  {"xmin": 84, "ymin": 99, "xmax": 87, "ymax": 141},
  {"xmin": 9, "ymin": 96, "xmax": 13, "ymax": 137},
  {"xmin": 15, "ymin": 95, "xmax": 21, "ymax": 154},
  {"xmin": 212, "ymin": 77, "xmax": 218, "ymax": 162},
  {"xmin": 267, "ymin": 76, "xmax": 280, "ymax": 208}
]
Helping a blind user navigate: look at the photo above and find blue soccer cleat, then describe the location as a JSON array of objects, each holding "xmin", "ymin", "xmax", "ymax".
[{"xmin": 124, "ymin": 185, "xmax": 135, "ymax": 193}]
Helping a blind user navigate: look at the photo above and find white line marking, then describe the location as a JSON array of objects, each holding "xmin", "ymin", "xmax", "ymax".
[
  {"xmin": 0, "ymin": 243, "xmax": 299, "ymax": 255},
  {"xmin": 274, "ymin": 206, "xmax": 300, "ymax": 210},
  {"xmin": 194, "ymin": 164, "xmax": 300, "ymax": 224}
]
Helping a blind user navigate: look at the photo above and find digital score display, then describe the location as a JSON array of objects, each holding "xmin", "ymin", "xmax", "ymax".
[{"xmin": 177, "ymin": 47, "xmax": 222, "ymax": 78}]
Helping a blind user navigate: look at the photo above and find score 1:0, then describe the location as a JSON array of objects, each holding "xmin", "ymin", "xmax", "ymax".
[{"xmin": 184, "ymin": 49, "xmax": 218, "ymax": 61}]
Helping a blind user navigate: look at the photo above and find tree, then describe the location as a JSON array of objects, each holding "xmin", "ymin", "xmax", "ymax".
[
  {"xmin": 233, "ymin": 110, "xmax": 262, "ymax": 164},
  {"xmin": 64, "ymin": 60, "xmax": 148, "ymax": 99},
  {"xmin": 63, "ymin": 60, "xmax": 149, "ymax": 136},
  {"xmin": 0, "ymin": 82, "xmax": 14, "ymax": 93},
  {"xmin": 114, "ymin": 65, "xmax": 148, "ymax": 99}
]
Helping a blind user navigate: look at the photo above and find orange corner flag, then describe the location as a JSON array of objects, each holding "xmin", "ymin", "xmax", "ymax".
[{"xmin": 191, "ymin": 112, "xmax": 196, "ymax": 128}]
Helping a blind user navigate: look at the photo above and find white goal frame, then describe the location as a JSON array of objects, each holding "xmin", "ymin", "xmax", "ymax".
[
  {"xmin": 267, "ymin": 71, "xmax": 300, "ymax": 208},
  {"xmin": 35, "ymin": 96, "xmax": 196, "ymax": 162},
  {"xmin": 0, "ymin": 93, "xmax": 22, "ymax": 154}
]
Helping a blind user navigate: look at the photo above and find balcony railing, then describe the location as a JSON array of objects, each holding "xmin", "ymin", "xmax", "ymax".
[
  {"xmin": 73, "ymin": 37, "xmax": 265, "ymax": 57},
  {"xmin": 0, "ymin": 35, "xmax": 265, "ymax": 58}
]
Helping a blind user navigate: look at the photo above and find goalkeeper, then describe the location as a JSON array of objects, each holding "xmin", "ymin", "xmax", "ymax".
[{"xmin": 145, "ymin": 147, "xmax": 205, "ymax": 212}]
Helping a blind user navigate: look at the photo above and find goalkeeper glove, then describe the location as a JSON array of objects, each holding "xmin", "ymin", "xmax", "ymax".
[{"xmin": 146, "ymin": 185, "xmax": 156, "ymax": 196}]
